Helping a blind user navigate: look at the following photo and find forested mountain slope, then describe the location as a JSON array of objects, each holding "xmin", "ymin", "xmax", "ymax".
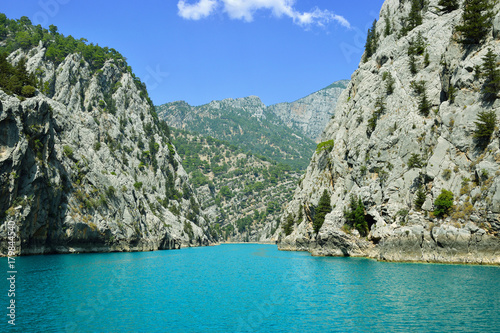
[{"xmin": 171, "ymin": 129, "xmax": 300, "ymax": 242}]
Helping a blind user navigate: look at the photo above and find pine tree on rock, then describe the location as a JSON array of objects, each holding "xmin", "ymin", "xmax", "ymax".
[
  {"xmin": 473, "ymin": 110, "xmax": 497, "ymax": 149},
  {"xmin": 481, "ymin": 48, "xmax": 500, "ymax": 100},
  {"xmin": 313, "ymin": 190, "xmax": 332, "ymax": 234},
  {"xmin": 364, "ymin": 20, "xmax": 378, "ymax": 62},
  {"xmin": 405, "ymin": 0, "xmax": 424, "ymax": 33},
  {"xmin": 456, "ymin": 0, "xmax": 494, "ymax": 45},
  {"xmin": 438, "ymin": 0, "xmax": 459, "ymax": 13}
]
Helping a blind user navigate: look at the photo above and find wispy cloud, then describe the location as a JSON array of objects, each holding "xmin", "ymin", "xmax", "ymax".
[
  {"xmin": 177, "ymin": 0, "xmax": 218, "ymax": 20},
  {"xmin": 177, "ymin": 0, "xmax": 350, "ymax": 29}
]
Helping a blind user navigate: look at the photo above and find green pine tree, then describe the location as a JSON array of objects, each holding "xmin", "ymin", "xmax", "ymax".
[
  {"xmin": 473, "ymin": 110, "xmax": 497, "ymax": 149},
  {"xmin": 364, "ymin": 20, "xmax": 378, "ymax": 62},
  {"xmin": 448, "ymin": 83, "xmax": 456, "ymax": 103},
  {"xmin": 414, "ymin": 187, "xmax": 427, "ymax": 210},
  {"xmin": 438, "ymin": 0, "xmax": 459, "ymax": 13},
  {"xmin": 283, "ymin": 214, "xmax": 295, "ymax": 236},
  {"xmin": 313, "ymin": 190, "xmax": 332, "ymax": 233},
  {"xmin": 419, "ymin": 88, "xmax": 431, "ymax": 116},
  {"xmin": 344, "ymin": 195, "xmax": 369, "ymax": 237},
  {"xmin": 409, "ymin": 53, "xmax": 418, "ymax": 75},
  {"xmin": 481, "ymin": 48, "xmax": 500, "ymax": 100},
  {"xmin": 405, "ymin": 0, "xmax": 424, "ymax": 33},
  {"xmin": 456, "ymin": 0, "xmax": 494, "ymax": 45}
]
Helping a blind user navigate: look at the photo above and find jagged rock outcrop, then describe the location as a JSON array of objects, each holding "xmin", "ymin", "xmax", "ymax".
[
  {"xmin": 277, "ymin": 0, "xmax": 500, "ymax": 265},
  {"xmin": 268, "ymin": 80, "xmax": 349, "ymax": 141},
  {"xmin": 1, "ymin": 42, "xmax": 210, "ymax": 255}
]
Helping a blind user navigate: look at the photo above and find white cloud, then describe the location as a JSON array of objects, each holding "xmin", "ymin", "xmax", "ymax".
[
  {"xmin": 177, "ymin": 0, "xmax": 218, "ymax": 20},
  {"xmin": 176, "ymin": 0, "xmax": 350, "ymax": 29},
  {"xmin": 293, "ymin": 8, "xmax": 351, "ymax": 29}
]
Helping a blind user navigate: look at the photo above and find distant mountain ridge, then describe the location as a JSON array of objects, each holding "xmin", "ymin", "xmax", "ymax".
[{"xmin": 156, "ymin": 80, "xmax": 348, "ymax": 169}]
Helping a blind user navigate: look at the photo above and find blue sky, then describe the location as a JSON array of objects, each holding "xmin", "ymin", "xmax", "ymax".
[{"xmin": 2, "ymin": 0, "xmax": 385, "ymax": 106}]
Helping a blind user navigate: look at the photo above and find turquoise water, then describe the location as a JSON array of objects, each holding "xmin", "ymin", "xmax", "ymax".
[{"xmin": 1, "ymin": 244, "xmax": 499, "ymax": 332}]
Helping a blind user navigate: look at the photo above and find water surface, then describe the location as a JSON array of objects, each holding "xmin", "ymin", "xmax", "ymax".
[{"xmin": 1, "ymin": 244, "xmax": 499, "ymax": 332}]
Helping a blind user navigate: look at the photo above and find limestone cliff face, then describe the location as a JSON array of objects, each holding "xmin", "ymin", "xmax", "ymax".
[
  {"xmin": 268, "ymin": 80, "xmax": 349, "ymax": 141},
  {"xmin": 0, "ymin": 43, "xmax": 210, "ymax": 255},
  {"xmin": 278, "ymin": 0, "xmax": 500, "ymax": 264}
]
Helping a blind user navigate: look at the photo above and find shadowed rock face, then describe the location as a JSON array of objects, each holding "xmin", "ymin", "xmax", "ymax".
[
  {"xmin": 277, "ymin": 0, "xmax": 500, "ymax": 265},
  {"xmin": 0, "ymin": 45, "xmax": 211, "ymax": 256}
]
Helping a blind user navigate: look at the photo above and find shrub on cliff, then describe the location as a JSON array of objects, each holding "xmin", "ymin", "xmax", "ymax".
[
  {"xmin": 434, "ymin": 189, "xmax": 454, "ymax": 218},
  {"xmin": 438, "ymin": 0, "xmax": 459, "ymax": 13}
]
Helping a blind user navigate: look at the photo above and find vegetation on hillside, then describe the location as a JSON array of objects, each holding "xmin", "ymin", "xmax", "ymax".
[
  {"xmin": 157, "ymin": 101, "xmax": 317, "ymax": 170},
  {"xmin": 456, "ymin": 0, "xmax": 494, "ymax": 45},
  {"xmin": 171, "ymin": 128, "xmax": 301, "ymax": 241},
  {"xmin": 0, "ymin": 53, "xmax": 36, "ymax": 97},
  {"xmin": 313, "ymin": 190, "xmax": 332, "ymax": 233}
]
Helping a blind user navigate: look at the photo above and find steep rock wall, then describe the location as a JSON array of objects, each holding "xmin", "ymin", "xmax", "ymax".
[{"xmin": 277, "ymin": 0, "xmax": 500, "ymax": 265}]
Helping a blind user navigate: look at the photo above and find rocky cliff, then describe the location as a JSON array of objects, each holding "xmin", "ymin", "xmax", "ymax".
[
  {"xmin": 0, "ymin": 22, "xmax": 211, "ymax": 255},
  {"xmin": 268, "ymin": 80, "xmax": 349, "ymax": 141},
  {"xmin": 278, "ymin": 0, "xmax": 500, "ymax": 265}
]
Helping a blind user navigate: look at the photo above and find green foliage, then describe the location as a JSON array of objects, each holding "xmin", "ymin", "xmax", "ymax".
[
  {"xmin": 367, "ymin": 97, "xmax": 385, "ymax": 136},
  {"xmin": 418, "ymin": 89, "xmax": 431, "ymax": 116},
  {"xmin": 383, "ymin": 72, "xmax": 395, "ymax": 95},
  {"xmin": 442, "ymin": 169, "xmax": 452, "ymax": 181},
  {"xmin": 412, "ymin": 80, "xmax": 430, "ymax": 116},
  {"xmin": 414, "ymin": 187, "xmax": 427, "ymax": 210},
  {"xmin": 448, "ymin": 83, "xmax": 456, "ymax": 104},
  {"xmin": 344, "ymin": 195, "xmax": 368, "ymax": 237},
  {"xmin": 423, "ymin": 52, "xmax": 430, "ymax": 68},
  {"xmin": 283, "ymin": 214, "xmax": 294, "ymax": 236},
  {"xmin": 316, "ymin": 140, "xmax": 334, "ymax": 154},
  {"xmin": 473, "ymin": 110, "xmax": 497, "ymax": 149},
  {"xmin": 364, "ymin": 19, "xmax": 378, "ymax": 62},
  {"xmin": 438, "ymin": 0, "xmax": 459, "ymax": 13},
  {"xmin": 408, "ymin": 153, "xmax": 423, "ymax": 169},
  {"xmin": 183, "ymin": 221, "xmax": 194, "ymax": 241},
  {"xmin": 21, "ymin": 85, "xmax": 36, "ymax": 97},
  {"xmin": 106, "ymin": 186, "xmax": 116, "ymax": 198},
  {"xmin": 434, "ymin": 189, "xmax": 454, "ymax": 218},
  {"xmin": 481, "ymin": 48, "xmax": 500, "ymax": 100},
  {"xmin": 133, "ymin": 182, "xmax": 143, "ymax": 190},
  {"xmin": 63, "ymin": 145, "xmax": 74, "ymax": 158},
  {"xmin": 0, "ymin": 54, "xmax": 37, "ymax": 96},
  {"xmin": 384, "ymin": 8, "xmax": 392, "ymax": 37},
  {"xmin": 402, "ymin": 0, "xmax": 425, "ymax": 35},
  {"xmin": 313, "ymin": 190, "xmax": 332, "ymax": 234},
  {"xmin": 408, "ymin": 32, "xmax": 426, "ymax": 56},
  {"xmin": 219, "ymin": 186, "xmax": 234, "ymax": 199},
  {"xmin": 409, "ymin": 53, "xmax": 418, "ymax": 75},
  {"xmin": 456, "ymin": 0, "xmax": 494, "ymax": 45}
]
